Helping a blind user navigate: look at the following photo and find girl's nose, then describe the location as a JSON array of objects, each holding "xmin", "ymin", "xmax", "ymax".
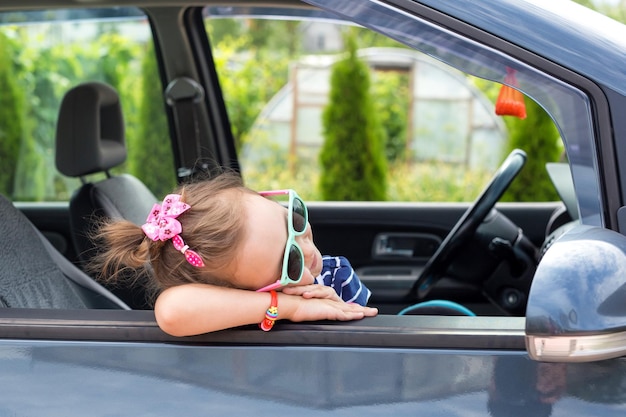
[
  {"xmin": 296, "ymin": 224, "xmax": 317, "ymax": 259},
  {"xmin": 296, "ymin": 222, "xmax": 313, "ymax": 244},
  {"xmin": 295, "ymin": 233, "xmax": 310, "ymax": 249}
]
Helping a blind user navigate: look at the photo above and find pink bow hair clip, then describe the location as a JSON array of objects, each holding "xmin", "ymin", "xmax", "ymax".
[
  {"xmin": 171, "ymin": 235, "xmax": 205, "ymax": 268},
  {"xmin": 141, "ymin": 194, "xmax": 204, "ymax": 268}
]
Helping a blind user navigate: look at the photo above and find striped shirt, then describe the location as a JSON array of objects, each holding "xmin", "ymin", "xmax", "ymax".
[{"xmin": 315, "ymin": 255, "xmax": 371, "ymax": 306}]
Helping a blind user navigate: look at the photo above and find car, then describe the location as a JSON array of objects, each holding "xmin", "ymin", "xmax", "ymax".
[{"xmin": 1, "ymin": 0, "xmax": 626, "ymax": 415}]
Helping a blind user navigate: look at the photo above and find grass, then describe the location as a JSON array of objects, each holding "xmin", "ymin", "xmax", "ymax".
[{"xmin": 242, "ymin": 160, "xmax": 492, "ymax": 202}]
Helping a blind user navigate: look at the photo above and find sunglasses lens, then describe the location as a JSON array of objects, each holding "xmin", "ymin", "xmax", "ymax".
[
  {"xmin": 286, "ymin": 244, "xmax": 304, "ymax": 282},
  {"xmin": 292, "ymin": 197, "xmax": 307, "ymax": 233}
]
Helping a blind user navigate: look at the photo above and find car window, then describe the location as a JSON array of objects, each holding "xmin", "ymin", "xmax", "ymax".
[
  {"xmin": 318, "ymin": 0, "xmax": 604, "ymax": 225},
  {"xmin": 0, "ymin": 7, "xmax": 175, "ymax": 203},
  {"xmin": 204, "ymin": 6, "xmax": 571, "ymax": 206}
]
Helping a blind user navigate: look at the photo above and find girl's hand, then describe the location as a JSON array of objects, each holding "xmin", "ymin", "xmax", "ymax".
[
  {"xmin": 278, "ymin": 289, "xmax": 378, "ymax": 323},
  {"xmin": 282, "ymin": 284, "xmax": 342, "ymax": 302}
]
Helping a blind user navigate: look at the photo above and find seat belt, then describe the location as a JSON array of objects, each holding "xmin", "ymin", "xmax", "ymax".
[{"xmin": 164, "ymin": 77, "xmax": 206, "ymax": 181}]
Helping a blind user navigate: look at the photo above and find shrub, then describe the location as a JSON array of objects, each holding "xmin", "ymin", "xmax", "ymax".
[
  {"xmin": 129, "ymin": 42, "xmax": 176, "ymax": 198},
  {"xmin": 0, "ymin": 32, "xmax": 24, "ymax": 197},
  {"xmin": 501, "ymin": 98, "xmax": 562, "ymax": 202},
  {"xmin": 319, "ymin": 33, "xmax": 387, "ymax": 201}
]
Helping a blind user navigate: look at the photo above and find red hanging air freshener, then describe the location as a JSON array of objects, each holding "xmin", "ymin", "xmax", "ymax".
[{"xmin": 495, "ymin": 68, "xmax": 527, "ymax": 119}]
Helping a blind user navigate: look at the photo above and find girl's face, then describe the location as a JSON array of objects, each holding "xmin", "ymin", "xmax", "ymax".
[{"xmin": 229, "ymin": 192, "xmax": 323, "ymax": 291}]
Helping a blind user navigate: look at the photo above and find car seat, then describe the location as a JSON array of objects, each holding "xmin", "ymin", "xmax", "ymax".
[
  {"xmin": 0, "ymin": 193, "xmax": 128, "ymax": 309},
  {"xmin": 55, "ymin": 81, "xmax": 158, "ymax": 309}
]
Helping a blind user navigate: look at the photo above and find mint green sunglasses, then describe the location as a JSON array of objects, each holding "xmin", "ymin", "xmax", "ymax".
[{"xmin": 256, "ymin": 189, "xmax": 308, "ymax": 292}]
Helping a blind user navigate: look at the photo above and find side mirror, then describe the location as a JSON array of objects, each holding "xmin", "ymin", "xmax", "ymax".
[{"xmin": 526, "ymin": 225, "xmax": 626, "ymax": 362}]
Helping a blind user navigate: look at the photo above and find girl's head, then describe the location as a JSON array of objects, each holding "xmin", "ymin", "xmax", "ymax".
[
  {"xmin": 229, "ymin": 189, "xmax": 322, "ymax": 291},
  {"xmin": 92, "ymin": 171, "xmax": 322, "ymax": 299}
]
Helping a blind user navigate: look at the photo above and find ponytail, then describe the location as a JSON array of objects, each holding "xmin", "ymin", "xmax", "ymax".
[{"xmin": 89, "ymin": 219, "xmax": 155, "ymax": 286}]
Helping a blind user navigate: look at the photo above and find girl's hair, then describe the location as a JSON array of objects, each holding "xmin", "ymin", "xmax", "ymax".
[{"xmin": 88, "ymin": 171, "xmax": 256, "ymax": 301}]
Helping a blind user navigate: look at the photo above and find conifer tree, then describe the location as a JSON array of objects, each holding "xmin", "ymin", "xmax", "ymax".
[
  {"xmin": 501, "ymin": 99, "xmax": 561, "ymax": 202},
  {"xmin": 319, "ymin": 33, "xmax": 387, "ymax": 201}
]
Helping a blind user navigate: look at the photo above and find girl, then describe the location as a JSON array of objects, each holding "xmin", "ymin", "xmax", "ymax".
[{"xmin": 90, "ymin": 172, "xmax": 378, "ymax": 336}]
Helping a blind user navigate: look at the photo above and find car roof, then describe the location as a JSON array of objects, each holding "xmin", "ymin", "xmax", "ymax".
[
  {"xmin": 8, "ymin": 0, "xmax": 618, "ymax": 93},
  {"xmin": 420, "ymin": 0, "xmax": 626, "ymax": 95}
]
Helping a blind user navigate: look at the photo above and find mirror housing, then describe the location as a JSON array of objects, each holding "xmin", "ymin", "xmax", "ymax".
[{"xmin": 526, "ymin": 225, "xmax": 626, "ymax": 362}]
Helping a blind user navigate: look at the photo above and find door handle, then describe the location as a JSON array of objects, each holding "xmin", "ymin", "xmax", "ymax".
[
  {"xmin": 374, "ymin": 234, "xmax": 414, "ymax": 257},
  {"xmin": 372, "ymin": 233, "xmax": 441, "ymax": 259}
]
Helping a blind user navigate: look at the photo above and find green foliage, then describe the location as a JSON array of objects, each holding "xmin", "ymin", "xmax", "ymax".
[
  {"xmin": 98, "ymin": 32, "xmax": 134, "ymax": 91},
  {"xmin": 17, "ymin": 44, "xmax": 76, "ymax": 200},
  {"xmin": 319, "ymin": 32, "xmax": 387, "ymax": 201},
  {"xmin": 388, "ymin": 161, "xmax": 492, "ymax": 202},
  {"xmin": 5, "ymin": 24, "xmax": 144, "ymax": 201},
  {"xmin": 353, "ymin": 27, "xmax": 410, "ymax": 50},
  {"xmin": 212, "ymin": 36, "xmax": 290, "ymax": 152},
  {"xmin": 129, "ymin": 42, "xmax": 176, "ymax": 198},
  {"xmin": 206, "ymin": 18, "xmax": 243, "ymax": 44},
  {"xmin": 501, "ymin": 98, "xmax": 562, "ymax": 202},
  {"xmin": 244, "ymin": 156, "xmax": 490, "ymax": 203},
  {"xmin": 471, "ymin": 76, "xmax": 563, "ymax": 202},
  {"xmin": 208, "ymin": 21, "xmax": 292, "ymax": 152},
  {"xmin": 571, "ymin": 0, "xmax": 626, "ymax": 23},
  {"xmin": 96, "ymin": 33, "xmax": 143, "ymax": 151},
  {"xmin": 592, "ymin": 0, "xmax": 626, "ymax": 23},
  {"xmin": 246, "ymin": 20, "xmax": 302, "ymax": 53},
  {"xmin": 0, "ymin": 32, "xmax": 25, "ymax": 197},
  {"xmin": 573, "ymin": 0, "xmax": 598, "ymax": 8},
  {"xmin": 372, "ymin": 71, "xmax": 409, "ymax": 163}
]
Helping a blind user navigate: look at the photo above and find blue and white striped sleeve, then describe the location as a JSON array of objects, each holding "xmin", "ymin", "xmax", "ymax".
[{"xmin": 323, "ymin": 255, "xmax": 371, "ymax": 306}]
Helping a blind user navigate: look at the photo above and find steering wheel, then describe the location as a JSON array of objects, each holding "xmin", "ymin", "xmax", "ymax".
[{"xmin": 410, "ymin": 149, "xmax": 527, "ymax": 300}]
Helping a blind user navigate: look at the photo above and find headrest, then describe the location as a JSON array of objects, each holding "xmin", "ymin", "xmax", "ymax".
[{"xmin": 55, "ymin": 82, "xmax": 126, "ymax": 177}]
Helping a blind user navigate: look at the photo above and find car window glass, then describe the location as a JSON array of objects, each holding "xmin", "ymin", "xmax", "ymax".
[
  {"xmin": 309, "ymin": 0, "xmax": 601, "ymax": 224},
  {"xmin": 204, "ymin": 6, "xmax": 578, "ymax": 210},
  {"xmin": 0, "ymin": 7, "xmax": 174, "ymax": 203}
]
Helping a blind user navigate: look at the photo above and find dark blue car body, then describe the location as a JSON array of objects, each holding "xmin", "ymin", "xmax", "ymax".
[{"xmin": 1, "ymin": 0, "xmax": 626, "ymax": 415}]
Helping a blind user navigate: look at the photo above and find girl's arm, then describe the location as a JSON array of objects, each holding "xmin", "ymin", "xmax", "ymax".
[{"xmin": 154, "ymin": 283, "xmax": 378, "ymax": 337}]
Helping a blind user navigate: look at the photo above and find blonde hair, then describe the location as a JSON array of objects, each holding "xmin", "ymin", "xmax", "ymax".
[{"xmin": 89, "ymin": 171, "xmax": 256, "ymax": 300}]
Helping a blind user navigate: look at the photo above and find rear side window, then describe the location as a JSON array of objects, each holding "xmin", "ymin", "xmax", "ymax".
[{"xmin": 0, "ymin": 7, "xmax": 175, "ymax": 202}]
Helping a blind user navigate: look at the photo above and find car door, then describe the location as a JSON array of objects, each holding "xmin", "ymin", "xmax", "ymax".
[
  {"xmin": 1, "ymin": 1, "xmax": 625, "ymax": 416},
  {"xmin": 1, "ymin": 309, "xmax": 625, "ymax": 416}
]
